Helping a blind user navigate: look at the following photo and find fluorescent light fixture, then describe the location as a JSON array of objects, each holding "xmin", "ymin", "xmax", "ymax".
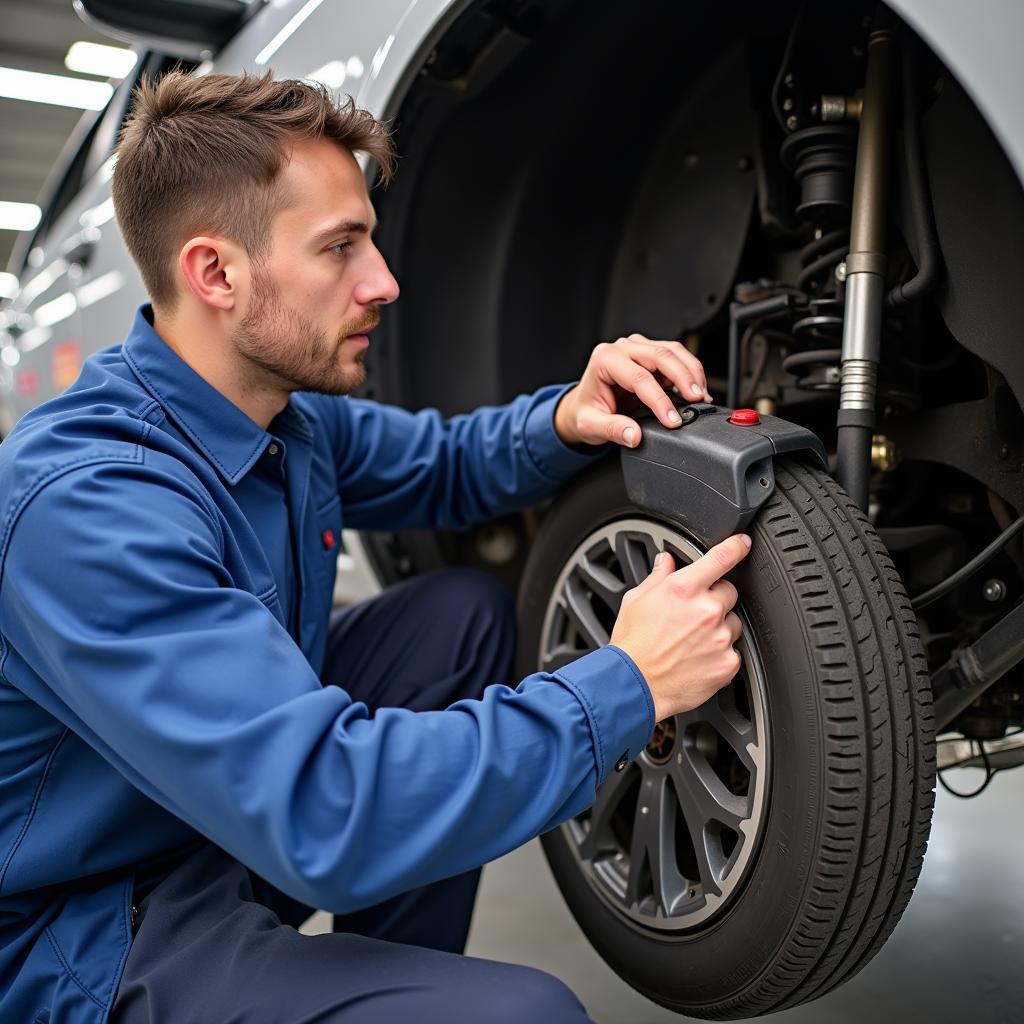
[
  {"xmin": 255, "ymin": 0, "xmax": 326, "ymax": 65},
  {"xmin": 19, "ymin": 326, "xmax": 52, "ymax": 353},
  {"xmin": 0, "ymin": 66, "xmax": 112, "ymax": 110},
  {"xmin": 19, "ymin": 260, "xmax": 67, "ymax": 306},
  {"xmin": 80, "ymin": 197, "xmax": 116, "ymax": 229},
  {"xmin": 65, "ymin": 41, "xmax": 138, "ymax": 80},
  {"xmin": 0, "ymin": 202, "xmax": 41, "ymax": 232},
  {"xmin": 1, "ymin": 346, "xmax": 20, "ymax": 367},
  {"xmin": 34, "ymin": 292, "xmax": 77, "ymax": 329},
  {"xmin": 0, "ymin": 273, "xmax": 18, "ymax": 300},
  {"xmin": 77, "ymin": 270, "xmax": 124, "ymax": 309}
]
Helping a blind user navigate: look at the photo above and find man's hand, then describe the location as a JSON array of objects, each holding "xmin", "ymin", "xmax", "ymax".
[
  {"xmin": 610, "ymin": 537, "xmax": 751, "ymax": 722},
  {"xmin": 554, "ymin": 334, "xmax": 713, "ymax": 449}
]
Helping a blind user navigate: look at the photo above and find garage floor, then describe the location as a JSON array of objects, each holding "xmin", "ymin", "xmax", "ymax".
[
  {"xmin": 462, "ymin": 769, "xmax": 1024, "ymax": 1024},
  {"xmin": 302, "ymin": 768, "xmax": 1023, "ymax": 1022}
]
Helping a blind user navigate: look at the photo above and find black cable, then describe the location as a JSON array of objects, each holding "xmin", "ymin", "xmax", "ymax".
[
  {"xmin": 937, "ymin": 739, "xmax": 997, "ymax": 799},
  {"xmin": 887, "ymin": 33, "xmax": 943, "ymax": 307},
  {"xmin": 911, "ymin": 514, "xmax": 1024, "ymax": 610}
]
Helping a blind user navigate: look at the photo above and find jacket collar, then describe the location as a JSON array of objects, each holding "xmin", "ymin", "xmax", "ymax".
[{"xmin": 122, "ymin": 303, "xmax": 283, "ymax": 486}]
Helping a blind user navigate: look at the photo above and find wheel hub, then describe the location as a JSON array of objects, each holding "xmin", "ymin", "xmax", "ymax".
[{"xmin": 645, "ymin": 719, "xmax": 676, "ymax": 764}]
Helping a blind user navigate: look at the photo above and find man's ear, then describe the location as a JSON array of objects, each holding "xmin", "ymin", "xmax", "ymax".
[{"xmin": 178, "ymin": 236, "xmax": 249, "ymax": 313}]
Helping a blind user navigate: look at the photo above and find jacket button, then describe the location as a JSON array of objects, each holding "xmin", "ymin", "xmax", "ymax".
[{"xmin": 614, "ymin": 753, "xmax": 629, "ymax": 772}]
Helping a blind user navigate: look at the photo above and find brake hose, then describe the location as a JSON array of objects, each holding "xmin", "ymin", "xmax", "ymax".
[
  {"xmin": 911, "ymin": 513, "xmax": 1024, "ymax": 610},
  {"xmin": 887, "ymin": 33, "xmax": 942, "ymax": 307}
]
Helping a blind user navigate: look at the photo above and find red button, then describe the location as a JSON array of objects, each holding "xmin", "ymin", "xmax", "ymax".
[{"xmin": 729, "ymin": 408, "xmax": 761, "ymax": 425}]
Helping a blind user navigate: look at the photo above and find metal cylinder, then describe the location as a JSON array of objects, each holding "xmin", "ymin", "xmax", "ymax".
[
  {"xmin": 848, "ymin": 26, "xmax": 897, "ymax": 257},
  {"xmin": 836, "ymin": 17, "xmax": 898, "ymax": 509}
]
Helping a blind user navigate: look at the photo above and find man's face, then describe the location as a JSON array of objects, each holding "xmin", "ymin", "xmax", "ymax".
[{"xmin": 231, "ymin": 138, "xmax": 399, "ymax": 396}]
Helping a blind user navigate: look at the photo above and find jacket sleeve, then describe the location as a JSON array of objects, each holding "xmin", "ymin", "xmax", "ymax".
[
  {"xmin": 327, "ymin": 383, "xmax": 609, "ymax": 531},
  {"xmin": 0, "ymin": 456, "xmax": 654, "ymax": 913}
]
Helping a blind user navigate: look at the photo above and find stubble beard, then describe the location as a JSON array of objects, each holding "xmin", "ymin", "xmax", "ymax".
[{"xmin": 231, "ymin": 266, "xmax": 370, "ymax": 397}]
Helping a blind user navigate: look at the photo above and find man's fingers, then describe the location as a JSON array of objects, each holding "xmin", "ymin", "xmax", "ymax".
[
  {"xmin": 725, "ymin": 611, "xmax": 743, "ymax": 644},
  {"xmin": 604, "ymin": 345, "xmax": 690, "ymax": 427},
  {"xmin": 634, "ymin": 548, "xmax": 675, "ymax": 592},
  {"xmin": 620, "ymin": 336, "xmax": 710, "ymax": 401},
  {"xmin": 587, "ymin": 413, "xmax": 642, "ymax": 448},
  {"xmin": 602, "ymin": 344, "xmax": 684, "ymax": 423},
  {"xmin": 680, "ymin": 534, "xmax": 752, "ymax": 588},
  {"xmin": 709, "ymin": 578, "xmax": 739, "ymax": 612}
]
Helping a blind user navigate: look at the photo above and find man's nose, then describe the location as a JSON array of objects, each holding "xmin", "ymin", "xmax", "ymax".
[{"xmin": 356, "ymin": 248, "xmax": 400, "ymax": 307}]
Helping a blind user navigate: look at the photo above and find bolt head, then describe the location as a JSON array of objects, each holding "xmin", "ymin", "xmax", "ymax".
[
  {"xmin": 835, "ymin": 261, "xmax": 848, "ymax": 282},
  {"xmin": 983, "ymin": 579, "xmax": 1007, "ymax": 602},
  {"xmin": 786, "ymin": 115, "xmax": 799, "ymax": 131}
]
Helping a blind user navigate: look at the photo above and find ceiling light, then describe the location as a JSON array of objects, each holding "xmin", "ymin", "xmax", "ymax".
[
  {"xmin": 65, "ymin": 41, "xmax": 138, "ymax": 80},
  {"xmin": 0, "ymin": 273, "xmax": 18, "ymax": 300},
  {"xmin": 0, "ymin": 67, "xmax": 112, "ymax": 110},
  {"xmin": 34, "ymin": 292, "xmax": 77, "ymax": 329},
  {"xmin": 77, "ymin": 270, "xmax": 124, "ymax": 309},
  {"xmin": 0, "ymin": 202, "xmax": 41, "ymax": 232}
]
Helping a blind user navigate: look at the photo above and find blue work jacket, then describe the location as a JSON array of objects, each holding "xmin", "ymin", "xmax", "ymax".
[{"xmin": 0, "ymin": 305, "xmax": 656, "ymax": 1023}]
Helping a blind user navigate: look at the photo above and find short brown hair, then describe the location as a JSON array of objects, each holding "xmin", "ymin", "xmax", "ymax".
[{"xmin": 112, "ymin": 69, "xmax": 395, "ymax": 311}]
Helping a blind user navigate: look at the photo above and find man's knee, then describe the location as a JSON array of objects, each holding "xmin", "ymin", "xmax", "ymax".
[
  {"xmin": 431, "ymin": 566, "xmax": 514, "ymax": 624},
  {"xmin": 475, "ymin": 964, "xmax": 592, "ymax": 1024},
  {"xmin": 430, "ymin": 567, "xmax": 516, "ymax": 660}
]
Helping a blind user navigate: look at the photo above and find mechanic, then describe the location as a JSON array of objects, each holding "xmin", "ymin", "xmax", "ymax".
[{"xmin": 0, "ymin": 71, "xmax": 749, "ymax": 1023}]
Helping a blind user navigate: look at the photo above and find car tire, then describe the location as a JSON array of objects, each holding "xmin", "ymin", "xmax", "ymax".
[{"xmin": 516, "ymin": 455, "xmax": 936, "ymax": 1019}]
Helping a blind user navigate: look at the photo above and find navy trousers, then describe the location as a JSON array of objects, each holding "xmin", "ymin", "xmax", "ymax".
[{"xmin": 110, "ymin": 568, "xmax": 593, "ymax": 1023}]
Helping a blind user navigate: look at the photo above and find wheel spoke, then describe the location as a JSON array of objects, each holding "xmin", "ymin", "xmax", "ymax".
[
  {"xmin": 680, "ymin": 688, "xmax": 757, "ymax": 773},
  {"xmin": 671, "ymin": 752, "xmax": 747, "ymax": 897},
  {"xmin": 579, "ymin": 760, "xmax": 637, "ymax": 860},
  {"xmin": 625, "ymin": 773, "xmax": 687, "ymax": 915},
  {"xmin": 573, "ymin": 552, "xmax": 627, "ymax": 614},
  {"xmin": 614, "ymin": 530, "xmax": 658, "ymax": 587},
  {"xmin": 562, "ymin": 577, "xmax": 609, "ymax": 649}
]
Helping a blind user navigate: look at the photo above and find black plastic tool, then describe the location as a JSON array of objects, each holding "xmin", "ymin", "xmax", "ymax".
[{"xmin": 620, "ymin": 404, "xmax": 828, "ymax": 547}]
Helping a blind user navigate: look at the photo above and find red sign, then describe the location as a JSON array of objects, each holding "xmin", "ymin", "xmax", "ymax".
[
  {"xmin": 52, "ymin": 341, "xmax": 82, "ymax": 390},
  {"xmin": 16, "ymin": 370, "xmax": 38, "ymax": 397}
]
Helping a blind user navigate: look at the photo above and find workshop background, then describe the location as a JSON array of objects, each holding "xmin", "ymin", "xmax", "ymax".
[{"xmin": 1, "ymin": 2, "xmax": 1022, "ymax": 1022}]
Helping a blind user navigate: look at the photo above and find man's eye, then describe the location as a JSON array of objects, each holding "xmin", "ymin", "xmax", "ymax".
[{"xmin": 330, "ymin": 242, "xmax": 351, "ymax": 256}]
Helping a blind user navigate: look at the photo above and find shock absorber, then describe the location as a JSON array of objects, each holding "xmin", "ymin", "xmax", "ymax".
[{"xmin": 835, "ymin": 11, "xmax": 898, "ymax": 509}]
